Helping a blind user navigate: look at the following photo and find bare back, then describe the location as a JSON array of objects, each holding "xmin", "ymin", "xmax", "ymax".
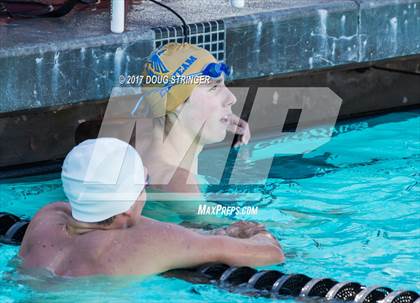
[
  {"xmin": 19, "ymin": 203, "xmax": 284, "ymax": 277},
  {"xmin": 20, "ymin": 202, "xmax": 119, "ymax": 276},
  {"xmin": 19, "ymin": 202, "xmax": 183, "ymax": 276},
  {"xmin": 19, "ymin": 202, "xmax": 213, "ymax": 276}
]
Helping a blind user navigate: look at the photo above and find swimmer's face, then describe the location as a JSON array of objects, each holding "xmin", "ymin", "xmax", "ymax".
[{"xmin": 179, "ymin": 77, "xmax": 237, "ymax": 144}]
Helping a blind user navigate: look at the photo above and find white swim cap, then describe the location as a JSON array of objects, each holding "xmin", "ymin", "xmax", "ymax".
[{"xmin": 61, "ymin": 138, "xmax": 146, "ymax": 223}]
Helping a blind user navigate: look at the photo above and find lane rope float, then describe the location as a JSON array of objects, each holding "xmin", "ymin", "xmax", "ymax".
[
  {"xmin": 0, "ymin": 212, "xmax": 30, "ymax": 245},
  {"xmin": 182, "ymin": 263, "xmax": 419, "ymax": 303}
]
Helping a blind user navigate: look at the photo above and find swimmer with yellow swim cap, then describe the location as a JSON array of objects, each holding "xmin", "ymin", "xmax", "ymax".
[
  {"xmin": 137, "ymin": 43, "xmax": 250, "ymax": 222},
  {"xmin": 19, "ymin": 138, "xmax": 283, "ymax": 276}
]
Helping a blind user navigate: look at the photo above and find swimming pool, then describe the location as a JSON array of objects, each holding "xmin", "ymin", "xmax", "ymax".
[{"xmin": 1, "ymin": 110, "xmax": 419, "ymax": 302}]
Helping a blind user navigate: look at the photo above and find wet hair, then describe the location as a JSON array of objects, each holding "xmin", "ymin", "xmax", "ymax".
[{"xmin": 95, "ymin": 215, "xmax": 116, "ymax": 226}]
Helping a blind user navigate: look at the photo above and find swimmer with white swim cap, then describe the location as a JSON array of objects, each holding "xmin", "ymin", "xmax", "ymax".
[{"xmin": 19, "ymin": 138, "xmax": 283, "ymax": 277}]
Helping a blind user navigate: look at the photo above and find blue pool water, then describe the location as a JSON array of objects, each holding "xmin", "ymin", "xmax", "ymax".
[{"xmin": 0, "ymin": 111, "xmax": 419, "ymax": 302}]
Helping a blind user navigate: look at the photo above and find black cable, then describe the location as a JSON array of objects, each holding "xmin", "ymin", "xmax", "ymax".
[
  {"xmin": 372, "ymin": 65, "xmax": 420, "ymax": 76},
  {"xmin": 149, "ymin": 0, "xmax": 189, "ymax": 43}
]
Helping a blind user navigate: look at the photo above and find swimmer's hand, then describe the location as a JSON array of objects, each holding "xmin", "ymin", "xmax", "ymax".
[
  {"xmin": 219, "ymin": 221, "xmax": 267, "ymax": 238},
  {"xmin": 219, "ymin": 224, "xmax": 285, "ymax": 266},
  {"xmin": 249, "ymin": 231, "xmax": 282, "ymax": 248},
  {"xmin": 227, "ymin": 115, "xmax": 251, "ymax": 147},
  {"xmin": 221, "ymin": 221, "xmax": 282, "ymax": 249}
]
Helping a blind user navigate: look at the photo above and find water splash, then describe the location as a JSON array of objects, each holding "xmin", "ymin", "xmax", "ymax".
[
  {"xmin": 318, "ymin": 9, "xmax": 329, "ymax": 56},
  {"xmin": 255, "ymin": 21, "xmax": 263, "ymax": 67},
  {"xmin": 52, "ymin": 52, "xmax": 60, "ymax": 98},
  {"xmin": 390, "ymin": 17, "xmax": 398, "ymax": 54},
  {"xmin": 114, "ymin": 47, "xmax": 125, "ymax": 85},
  {"xmin": 361, "ymin": 39, "xmax": 368, "ymax": 59},
  {"xmin": 35, "ymin": 57, "xmax": 43, "ymax": 104},
  {"xmin": 341, "ymin": 15, "xmax": 346, "ymax": 33},
  {"xmin": 256, "ymin": 21, "xmax": 262, "ymax": 41},
  {"xmin": 80, "ymin": 47, "xmax": 86, "ymax": 62},
  {"xmin": 309, "ymin": 57, "xmax": 314, "ymax": 69}
]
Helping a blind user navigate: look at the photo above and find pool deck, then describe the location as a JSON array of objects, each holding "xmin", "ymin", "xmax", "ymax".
[{"xmin": 0, "ymin": 0, "xmax": 419, "ymax": 113}]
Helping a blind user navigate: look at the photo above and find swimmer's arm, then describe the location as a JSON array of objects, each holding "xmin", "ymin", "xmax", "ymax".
[
  {"xmin": 166, "ymin": 233, "xmax": 284, "ymax": 270},
  {"xmin": 146, "ymin": 221, "xmax": 284, "ymax": 272},
  {"xmin": 206, "ymin": 234, "xmax": 285, "ymax": 268}
]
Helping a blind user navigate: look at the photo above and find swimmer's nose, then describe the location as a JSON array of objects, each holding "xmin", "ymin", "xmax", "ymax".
[{"xmin": 224, "ymin": 87, "xmax": 237, "ymax": 107}]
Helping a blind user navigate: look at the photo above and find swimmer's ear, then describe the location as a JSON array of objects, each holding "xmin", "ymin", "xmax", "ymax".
[
  {"xmin": 117, "ymin": 208, "xmax": 135, "ymax": 219},
  {"xmin": 116, "ymin": 210, "xmax": 136, "ymax": 224},
  {"xmin": 171, "ymin": 101, "xmax": 187, "ymax": 119},
  {"xmin": 176, "ymin": 100, "xmax": 187, "ymax": 112}
]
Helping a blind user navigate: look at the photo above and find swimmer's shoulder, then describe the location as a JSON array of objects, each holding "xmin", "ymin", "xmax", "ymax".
[
  {"xmin": 26, "ymin": 202, "xmax": 71, "ymax": 236},
  {"xmin": 41, "ymin": 201, "xmax": 70, "ymax": 211},
  {"xmin": 32, "ymin": 202, "xmax": 71, "ymax": 222},
  {"xmin": 20, "ymin": 202, "xmax": 71, "ymax": 257}
]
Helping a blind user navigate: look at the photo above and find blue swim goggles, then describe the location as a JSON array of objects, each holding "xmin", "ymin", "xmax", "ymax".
[
  {"xmin": 131, "ymin": 62, "xmax": 232, "ymax": 116},
  {"xmin": 189, "ymin": 62, "xmax": 232, "ymax": 79}
]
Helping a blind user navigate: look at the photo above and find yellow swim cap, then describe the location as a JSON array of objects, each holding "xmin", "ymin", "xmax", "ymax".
[{"xmin": 142, "ymin": 43, "xmax": 217, "ymax": 117}]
